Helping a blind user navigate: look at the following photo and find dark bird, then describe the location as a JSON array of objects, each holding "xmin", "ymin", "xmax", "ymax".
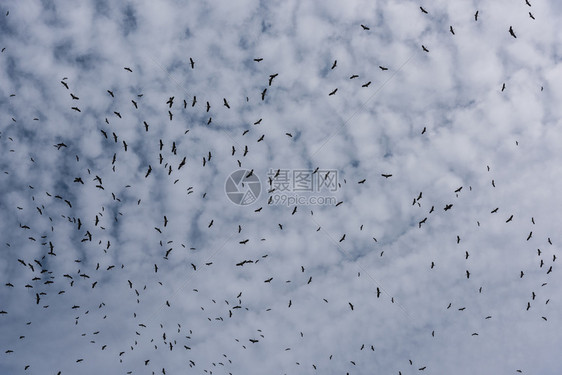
[
  {"xmin": 381, "ymin": 174, "xmax": 392, "ymax": 178},
  {"xmin": 466, "ymin": 270, "xmax": 470, "ymax": 279},
  {"xmin": 422, "ymin": 126, "xmax": 426, "ymax": 134},
  {"xmin": 444, "ymin": 204, "xmax": 453, "ymax": 211},
  {"xmin": 350, "ymin": 75, "xmax": 359, "ymax": 79},
  {"xmin": 223, "ymin": 98, "xmax": 230, "ymax": 108},
  {"xmin": 379, "ymin": 66, "xmax": 388, "ymax": 71},
  {"xmin": 329, "ymin": 88, "xmax": 338, "ymax": 96},
  {"xmin": 107, "ymin": 90, "xmax": 114, "ymax": 97},
  {"xmin": 509, "ymin": 26, "xmax": 517, "ymax": 38},
  {"xmin": 376, "ymin": 287, "xmax": 381, "ymax": 298},
  {"xmin": 189, "ymin": 58, "xmax": 194, "ymax": 69},
  {"xmin": 420, "ymin": 6, "xmax": 428, "ymax": 14},
  {"xmin": 145, "ymin": 165, "xmax": 152, "ymax": 178},
  {"xmin": 268, "ymin": 73, "xmax": 278, "ymax": 86},
  {"xmin": 71, "ymin": 107, "xmax": 81, "ymax": 112},
  {"xmin": 506, "ymin": 215, "xmax": 513, "ymax": 223},
  {"xmin": 526, "ymin": 0, "xmax": 531, "ymax": 6},
  {"xmin": 261, "ymin": 88, "xmax": 267, "ymax": 100},
  {"xmin": 70, "ymin": 93, "xmax": 79, "ymax": 100},
  {"xmin": 527, "ymin": 232, "xmax": 532, "ymax": 241},
  {"xmin": 124, "ymin": 67, "xmax": 133, "ymax": 72},
  {"xmin": 474, "ymin": 10, "xmax": 479, "ymax": 21},
  {"xmin": 422, "ymin": 45, "xmax": 429, "ymax": 52},
  {"xmin": 361, "ymin": 24, "xmax": 370, "ymax": 30},
  {"xmin": 358, "ymin": 179, "xmax": 366, "ymax": 184},
  {"xmin": 168, "ymin": 111, "xmax": 173, "ymax": 121},
  {"xmin": 491, "ymin": 207, "xmax": 498, "ymax": 213},
  {"xmin": 61, "ymin": 81, "xmax": 69, "ymax": 89},
  {"xmin": 348, "ymin": 302, "xmax": 354, "ymax": 310},
  {"xmin": 254, "ymin": 58, "xmax": 263, "ymax": 62},
  {"xmin": 419, "ymin": 218, "xmax": 427, "ymax": 228},
  {"xmin": 331, "ymin": 60, "xmax": 337, "ymax": 69},
  {"xmin": 450, "ymin": 26, "xmax": 455, "ymax": 35},
  {"xmin": 502, "ymin": 83, "xmax": 506, "ymax": 92},
  {"xmin": 264, "ymin": 278, "xmax": 273, "ymax": 283},
  {"xmin": 339, "ymin": 234, "xmax": 346, "ymax": 242},
  {"xmin": 239, "ymin": 239, "xmax": 249, "ymax": 244},
  {"xmin": 529, "ymin": 12, "xmax": 535, "ymax": 20},
  {"xmin": 362, "ymin": 81, "xmax": 371, "ymax": 87},
  {"xmin": 114, "ymin": 111, "xmax": 121, "ymax": 118}
]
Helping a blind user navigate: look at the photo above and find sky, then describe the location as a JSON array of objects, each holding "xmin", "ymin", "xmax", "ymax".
[{"xmin": 1, "ymin": 0, "xmax": 562, "ymax": 374}]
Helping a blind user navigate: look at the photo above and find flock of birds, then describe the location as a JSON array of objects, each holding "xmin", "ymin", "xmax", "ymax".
[{"xmin": 0, "ymin": 1, "xmax": 557, "ymax": 374}]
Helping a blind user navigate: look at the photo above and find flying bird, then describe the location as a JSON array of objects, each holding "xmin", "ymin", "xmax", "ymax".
[
  {"xmin": 450, "ymin": 26, "xmax": 455, "ymax": 35},
  {"xmin": 422, "ymin": 45, "xmax": 429, "ymax": 52},
  {"xmin": 381, "ymin": 174, "xmax": 392, "ymax": 178},
  {"xmin": 331, "ymin": 60, "xmax": 337, "ymax": 69},
  {"xmin": 361, "ymin": 24, "xmax": 370, "ymax": 30},
  {"xmin": 420, "ymin": 6, "xmax": 428, "ymax": 14},
  {"xmin": 268, "ymin": 73, "xmax": 278, "ymax": 86},
  {"xmin": 329, "ymin": 88, "xmax": 338, "ymax": 96},
  {"xmin": 474, "ymin": 11, "xmax": 479, "ymax": 21},
  {"xmin": 509, "ymin": 26, "xmax": 517, "ymax": 38}
]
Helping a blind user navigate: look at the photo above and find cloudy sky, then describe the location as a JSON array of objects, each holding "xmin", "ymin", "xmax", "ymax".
[{"xmin": 1, "ymin": 0, "xmax": 562, "ymax": 374}]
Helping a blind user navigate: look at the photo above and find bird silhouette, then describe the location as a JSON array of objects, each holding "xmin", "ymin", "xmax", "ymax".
[{"xmin": 509, "ymin": 26, "xmax": 517, "ymax": 38}]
